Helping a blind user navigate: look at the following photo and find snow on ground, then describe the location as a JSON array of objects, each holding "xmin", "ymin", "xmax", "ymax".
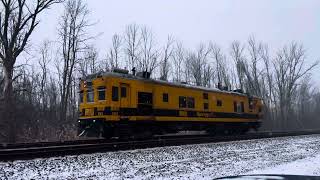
[
  {"xmin": 248, "ymin": 153, "xmax": 320, "ymax": 176},
  {"xmin": 1, "ymin": 135, "xmax": 320, "ymax": 179}
]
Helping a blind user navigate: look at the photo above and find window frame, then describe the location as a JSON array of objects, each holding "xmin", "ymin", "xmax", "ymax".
[
  {"xmin": 97, "ymin": 86, "xmax": 106, "ymax": 101},
  {"xmin": 86, "ymin": 89, "xmax": 94, "ymax": 103},
  {"xmin": 217, "ymin": 100, "xmax": 223, "ymax": 107},
  {"xmin": 234, "ymin": 101, "xmax": 244, "ymax": 113},
  {"xmin": 249, "ymin": 98, "xmax": 254, "ymax": 110},
  {"xmin": 112, "ymin": 86, "xmax": 119, "ymax": 101},
  {"xmin": 79, "ymin": 90, "xmax": 84, "ymax": 103},
  {"xmin": 240, "ymin": 102, "xmax": 245, "ymax": 113},
  {"xmin": 203, "ymin": 93, "xmax": 208, "ymax": 100},
  {"xmin": 204, "ymin": 103, "xmax": 209, "ymax": 110},
  {"xmin": 121, "ymin": 86, "xmax": 127, "ymax": 98},
  {"xmin": 187, "ymin": 97, "xmax": 195, "ymax": 109},
  {"xmin": 138, "ymin": 92, "xmax": 153, "ymax": 105},
  {"xmin": 163, "ymin": 93, "xmax": 169, "ymax": 102},
  {"xmin": 179, "ymin": 96, "xmax": 187, "ymax": 108}
]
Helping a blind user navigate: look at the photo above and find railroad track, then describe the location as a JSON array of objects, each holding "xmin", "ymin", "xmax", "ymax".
[{"xmin": 1, "ymin": 130, "xmax": 320, "ymax": 162}]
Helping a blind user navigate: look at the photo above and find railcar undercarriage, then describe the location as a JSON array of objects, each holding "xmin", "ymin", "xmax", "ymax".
[{"xmin": 78, "ymin": 119, "xmax": 261, "ymax": 139}]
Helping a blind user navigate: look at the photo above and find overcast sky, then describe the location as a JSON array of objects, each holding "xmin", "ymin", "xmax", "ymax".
[{"xmin": 32, "ymin": 0, "xmax": 320, "ymax": 82}]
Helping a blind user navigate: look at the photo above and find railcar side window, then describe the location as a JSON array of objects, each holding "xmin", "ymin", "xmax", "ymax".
[
  {"xmin": 98, "ymin": 87, "xmax": 106, "ymax": 101},
  {"xmin": 187, "ymin": 97, "xmax": 195, "ymax": 108},
  {"xmin": 240, "ymin": 102, "xmax": 245, "ymax": 113},
  {"xmin": 87, "ymin": 89, "xmax": 94, "ymax": 103},
  {"xmin": 179, "ymin": 96, "xmax": 195, "ymax": 108},
  {"xmin": 112, "ymin": 86, "xmax": 119, "ymax": 101},
  {"xmin": 248, "ymin": 98, "xmax": 254, "ymax": 109},
  {"xmin": 138, "ymin": 92, "xmax": 153, "ymax": 104},
  {"xmin": 179, "ymin": 96, "xmax": 186, "ymax": 108},
  {"xmin": 163, "ymin": 93, "xmax": 169, "ymax": 102},
  {"xmin": 121, "ymin": 87, "xmax": 127, "ymax": 98},
  {"xmin": 217, "ymin": 100, "xmax": 223, "ymax": 107},
  {"xmin": 85, "ymin": 81, "xmax": 93, "ymax": 88},
  {"xmin": 204, "ymin": 103, "xmax": 209, "ymax": 110},
  {"xmin": 79, "ymin": 91, "xmax": 84, "ymax": 103},
  {"xmin": 203, "ymin": 93, "xmax": 208, "ymax": 99},
  {"xmin": 234, "ymin": 101, "xmax": 244, "ymax": 113}
]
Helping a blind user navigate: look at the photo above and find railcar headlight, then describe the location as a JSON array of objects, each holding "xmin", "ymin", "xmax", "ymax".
[{"xmin": 93, "ymin": 120, "xmax": 96, "ymax": 123}]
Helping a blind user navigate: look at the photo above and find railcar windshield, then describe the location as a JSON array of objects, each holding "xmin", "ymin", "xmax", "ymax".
[
  {"xmin": 98, "ymin": 86, "xmax": 106, "ymax": 101},
  {"xmin": 86, "ymin": 89, "xmax": 94, "ymax": 103}
]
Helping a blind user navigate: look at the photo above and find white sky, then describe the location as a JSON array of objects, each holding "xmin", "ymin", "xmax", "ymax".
[{"xmin": 30, "ymin": 0, "xmax": 320, "ymax": 83}]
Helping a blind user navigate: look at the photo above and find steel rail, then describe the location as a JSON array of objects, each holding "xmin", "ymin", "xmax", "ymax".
[{"xmin": 1, "ymin": 130, "xmax": 320, "ymax": 162}]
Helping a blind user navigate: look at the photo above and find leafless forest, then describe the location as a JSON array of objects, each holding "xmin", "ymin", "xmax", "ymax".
[{"xmin": 0, "ymin": 0, "xmax": 319, "ymax": 143}]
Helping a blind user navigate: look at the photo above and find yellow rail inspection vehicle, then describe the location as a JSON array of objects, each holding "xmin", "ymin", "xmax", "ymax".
[{"xmin": 78, "ymin": 69, "xmax": 263, "ymax": 138}]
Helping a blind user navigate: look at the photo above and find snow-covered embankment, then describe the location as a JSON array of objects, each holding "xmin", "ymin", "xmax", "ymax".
[{"xmin": 1, "ymin": 134, "xmax": 320, "ymax": 179}]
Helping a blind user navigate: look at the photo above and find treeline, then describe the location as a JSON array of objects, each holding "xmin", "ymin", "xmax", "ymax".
[{"xmin": 0, "ymin": 0, "xmax": 319, "ymax": 143}]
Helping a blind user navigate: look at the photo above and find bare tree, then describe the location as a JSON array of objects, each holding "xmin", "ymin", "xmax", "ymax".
[
  {"xmin": 0, "ymin": 0, "xmax": 62, "ymax": 142},
  {"xmin": 260, "ymin": 44, "xmax": 274, "ymax": 101},
  {"xmin": 310, "ymin": 91, "xmax": 320, "ymax": 127},
  {"xmin": 172, "ymin": 41, "xmax": 185, "ymax": 82},
  {"xmin": 139, "ymin": 26, "xmax": 159, "ymax": 74},
  {"xmin": 124, "ymin": 24, "xmax": 141, "ymax": 72},
  {"xmin": 230, "ymin": 41, "xmax": 246, "ymax": 90},
  {"xmin": 260, "ymin": 43, "xmax": 277, "ymax": 128},
  {"xmin": 108, "ymin": 34, "xmax": 122, "ymax": 69},
  {"xmin": 79, "ymin": 45, "xmax": 99, "ymax": 77},
  {"xmin": 187, "ymin": 43, "xmax": 211, "ymax": 86},
  {"xmin": 87, "ymin": 46, "xmax": 98, "ymax": 74},
  {"xmin": 296, "ymin": 76, "xmax": 313, "ymax": 126},
  {"xmin": 273, "ymin": 42, "xmax": 318, "ymax": 130},
  {"xmin": 159, "ymin": 35, "xmax": 174, "ymax": 81},
  {"xmin": 244, "ymin": 36, "xmax": 264, "ymax": 96},
  {"xmin": 58, "ymin": 0, "xmax": 90, "ymax": 124},
  {"xmin": 211, "ymin": 44, "xmax": 231, "ymax": 88},
  {"xmin": 38, "ymin": 40, "xmax": 52, "ymax": 112},
  {"xmin": 202, "ymin": 63, "xmax": 213, "ymax": 87}
]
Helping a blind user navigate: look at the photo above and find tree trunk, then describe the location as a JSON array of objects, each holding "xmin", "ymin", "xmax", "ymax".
[{"xmin": 2, "ymin": 61, "xmax": 16, "ymax": 143}]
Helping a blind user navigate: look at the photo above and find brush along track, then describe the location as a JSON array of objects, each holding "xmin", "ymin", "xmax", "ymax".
[{"xmin": 1, "ymin": 130, "xmax": 320, "ymax": 162}]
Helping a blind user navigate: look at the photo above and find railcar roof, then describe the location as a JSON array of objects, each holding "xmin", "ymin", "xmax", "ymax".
[{"xmin": 82, "ymin": 71, "xmax": 259, "ymax": 98}]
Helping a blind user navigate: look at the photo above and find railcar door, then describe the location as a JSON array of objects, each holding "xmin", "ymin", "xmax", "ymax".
[
  {"xmin": 137, "ymin": 92, "xmax": 153, "ymax": 116},
  {"xmin": 120, "ymin": 83, "xmax": 130, "ymax": 108}
]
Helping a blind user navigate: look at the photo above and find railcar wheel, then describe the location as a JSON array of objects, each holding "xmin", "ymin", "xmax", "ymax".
[
  {"xmin": 240, "ymin": 128, "xmax": 250, "ymax": 135},
  {"xmin": 85, "ymin": 128, "xmax": 101, "ymax": 137},
  {"xmin": 102, "ymin": 126, "xmax": 114, "ymax": 139},
  {"xmin": 130, "ymin": 125, "xmax": 154, "ymax": 139},
  {"xmin": 114, "ymin": 122, "xmax": 133, "ymax": 140},
  {"xmin": 206, "ymin": 128, "xmax": 217, "ymax": 136}
]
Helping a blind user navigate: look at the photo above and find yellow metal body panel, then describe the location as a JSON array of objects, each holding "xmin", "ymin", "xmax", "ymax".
[{"xmin": 79, "ymin": 74, "xmax": 263, "ymax": 123}]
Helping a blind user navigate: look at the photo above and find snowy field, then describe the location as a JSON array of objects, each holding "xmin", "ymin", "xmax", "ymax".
[{"xmin": 1, "ymin": 134, "xmax": 320, "ymax": 179}]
